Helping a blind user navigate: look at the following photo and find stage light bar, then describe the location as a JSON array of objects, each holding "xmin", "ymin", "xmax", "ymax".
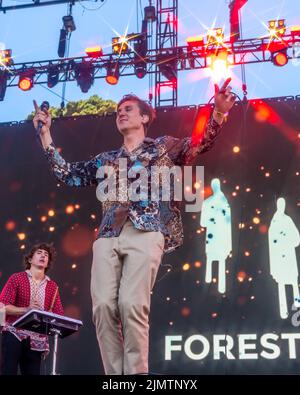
[
  {"xmin": 186, "ymin": 36, "xmax": 204, "ymax": 47},
  {"xmin": 85, "ymin": 46, "xmax": 103, "ymax": 58},
  {"xmin": 290, "ymin": 25, "xmax": 300, "ymax": 37}
]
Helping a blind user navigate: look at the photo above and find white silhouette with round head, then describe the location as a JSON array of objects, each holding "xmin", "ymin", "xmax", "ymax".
[
  {"xmin": 268, "ymin": 197, "xmax": 300, "ymax": 319},
  {"xmin": 200, "ymin": 178, "xmax": 232, "ymax": 294}
]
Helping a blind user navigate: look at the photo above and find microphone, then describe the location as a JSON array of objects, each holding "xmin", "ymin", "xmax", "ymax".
[{"xmin": 37, "ymin": 100, "xmax": 50, "ymax": 136}]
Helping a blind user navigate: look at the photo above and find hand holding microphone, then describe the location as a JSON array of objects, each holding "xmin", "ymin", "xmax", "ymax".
[
  {"xmin": 33, "ymin": 100, "xmax": 53, "ymax": 149},
  {"xmin": 33, "ymin": 100, "xmax": 51, "ymax": 137}
]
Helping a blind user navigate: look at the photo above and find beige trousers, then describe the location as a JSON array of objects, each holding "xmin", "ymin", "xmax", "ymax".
[{"xmin": 90, "ymin": 220, "xmax": 164, "ymax": 375}]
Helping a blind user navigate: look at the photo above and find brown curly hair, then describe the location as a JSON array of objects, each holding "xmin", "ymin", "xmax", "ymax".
[
  {"xmin": 117, "ymin": 94, "xmax": 156, "ymax": 135},
  {"xmin": 23, "ymin": 243, "xmax": 56, "ymax": 273}
]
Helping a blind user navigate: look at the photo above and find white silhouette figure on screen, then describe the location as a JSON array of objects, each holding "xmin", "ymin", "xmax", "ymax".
[
  {"xmin": 200, "ymin": 178, "xmax": 232, "ymax": 294},
  {"xmin": 268, "ymin": 197, "xmax": 300, "ymax": 319}
]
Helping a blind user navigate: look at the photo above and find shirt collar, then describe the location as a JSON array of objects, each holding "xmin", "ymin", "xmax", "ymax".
[
  {"xmin": 26, "ymin": 269, "xmax": 50, "ymax": 283},
  {"xmin": 117, "ymin": 137, "xmax": 155, "ymax": 158}
]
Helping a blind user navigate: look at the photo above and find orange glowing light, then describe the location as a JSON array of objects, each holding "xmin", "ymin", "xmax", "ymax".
[
  {"xmin": 272, "ymin": 51, "xmax": 288, "ymax": 67},
  {"xmin": 85, "ymin": 46, "xmax": 103, "ymax": 58},
  {"xmin": 181, "ymin": 307, "xmax": 191, "ymax": 317},
  {"xmin": 183, "ymin": 263, "xmax": 190, "ymax": 271},
  {"xmin": 209, "ymin": 50, "xmax": 230, "ymax": 82},
  {"xmin": 106, "ymin": 75, "xmax": 119, "ymax": 85},
  {"xmin": 66, "ymin": 205, "xmax": 75, "ymax": 214},
  {"xmin": 6, "ymin": 221, "xmax": 16, "ymax": 231},
  {"xmin": 194, "ymin": 261, "xmax": 202, "ymax": 268},
  {"xmin": 253, "ymin": 217, "xmax": 260, "ymax": 224},
  {"xmin": 40, "ymin": 216, "xmax": 47, "ymax": 222},
  {"xmin": 18, "ymin": 77, "xmax": 33, "ymax": 91},
  {"xmin": 233, "ymin": 146, "xmax": 240, "ymax": 153},
  {"xmin": 259, "ymin": 224, "xmax": 268, "ymax": 234},
  {"xmin": 191, "ymin": 105, "xmax": 211, "ymax": 145},
  {"xmin": 17, "ymin": 233, "xmax": 26, "ymax": 240},
  {"xmin": 186, "ymin": 35, "xmax": 204, "ymax": 47},
  {"xmin": 237, "ymin": 271, "xmax": 247, "ymax": 282}
]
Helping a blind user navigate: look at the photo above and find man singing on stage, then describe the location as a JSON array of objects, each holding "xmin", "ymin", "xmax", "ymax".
[
  {"xmin": 0, "ymin": 243, "xmax": 64, "ymax": 375},
  {"xmin": 33, "ymin": 79, "xmax": 235, "ymax": 375}
]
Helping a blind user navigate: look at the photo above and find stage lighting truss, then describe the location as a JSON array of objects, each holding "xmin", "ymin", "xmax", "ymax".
[{"xmin": 1, "ymin": 28, "xmax": 299, "ymax": 98}]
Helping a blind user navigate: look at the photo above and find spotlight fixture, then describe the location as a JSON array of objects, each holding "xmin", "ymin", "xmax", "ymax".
[
  {"xmin": 134, "ymin": 26, "xmax": 148, "ymax": 79},
  {"xmin": 18, "ymin": 71, "xmax": 35, "ymax": 91},
  {"xmin": 0, "ymin": 49, "xmax": 13, "ymax": 66},
  {"xmin": 271, "ymin": 49, "xmax": 288, "ymax": 66},
  {"xmin": 63, "ymin": 15, "xmax": 76, "ymax": 32},
  {"xmin": 277, "ymin": 19, "xmax": 286, "ymax": 36},
  {"xmin": 144, "ymin": 5, "xmax": 156, "ymax": 22},
  {"xmin": 157, "ymin": 54, "xmax": 177, "ymax": 81},
  {"xmin": 106, "ymin": 61, "xmax": 119, "ymax": 85},
  {"xmin": 74, "ymin": 62, "xmax": 94, "ymax": 93},
  {"xmin": 47, "ymin": 65, "xmax": 60, "ymax": 88},
  {"xmin": 112, "ymin": 36, "xmax": 130, "ymax": 55},
  {"xmin": 207, "ymin": 28, "xmax": 224, "ymax": 45},
  {"xmin": 134, "ymin": 61, "xmax": 147, "ymax": 79},
  {"xmin": 268, "ymin": 19, "xmax": 286, "ymax": 38}
]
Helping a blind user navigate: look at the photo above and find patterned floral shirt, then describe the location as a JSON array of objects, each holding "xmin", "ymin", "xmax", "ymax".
[{"xmin": 44, "ymin": 116, "xmax": 221, "ymax": 253}]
